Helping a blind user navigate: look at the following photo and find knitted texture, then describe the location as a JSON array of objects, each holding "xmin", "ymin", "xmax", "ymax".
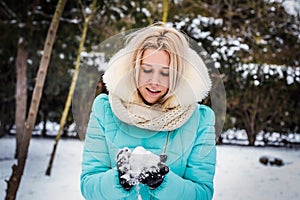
[{"xmin": 109, "ymin": 93, "xmax": 196, "ymax": 131}]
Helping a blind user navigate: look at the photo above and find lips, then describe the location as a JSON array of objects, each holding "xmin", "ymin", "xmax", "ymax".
[{"xmin": 146, "ymin": 87, "xmax": 161, "ymax": 95}]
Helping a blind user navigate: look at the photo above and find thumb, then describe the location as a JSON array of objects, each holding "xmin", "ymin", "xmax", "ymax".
[{"xmin": 159, "ymin": 164, "xmax": 169, "ymax": 175}]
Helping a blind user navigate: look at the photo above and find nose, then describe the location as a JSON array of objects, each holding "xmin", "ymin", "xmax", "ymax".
[{"xmin": 148, "ymin": 70, "xmax": 160, "ymax": 85}]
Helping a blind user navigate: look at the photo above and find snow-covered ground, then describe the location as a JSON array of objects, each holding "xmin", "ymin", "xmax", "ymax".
[
  {"xmin": 214, "ymin": 145, "xmax": 300, "ymax": 200},
  {"xmin": 1, "ymin": 136, "xmax": 300, "ymax": 200}
]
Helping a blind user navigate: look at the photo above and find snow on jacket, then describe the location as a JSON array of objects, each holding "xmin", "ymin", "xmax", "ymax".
[{"xmin": 80, "ymin": 94, "xmax": 216, "ymax": 200}]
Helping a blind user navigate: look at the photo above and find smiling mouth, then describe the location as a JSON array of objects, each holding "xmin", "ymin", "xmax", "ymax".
[{"xmin": 146, "ymin": 88, "xmax": 161, "ymax": 94}]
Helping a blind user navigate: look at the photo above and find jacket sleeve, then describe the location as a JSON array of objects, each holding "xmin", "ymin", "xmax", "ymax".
[
  {"xmin": 80, "ymin": 94, "xmax": 136, "ymax": 200},
  {"xmin": 150, "ymin": 105, "xmax": 216, "ymax": 200}
]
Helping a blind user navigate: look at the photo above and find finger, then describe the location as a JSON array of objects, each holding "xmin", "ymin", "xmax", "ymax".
[
  {"xmin": 117, "ymin": 147, "xmax": 131, "ymax": 159},
  {"xmin": 160, "ymin": 165, "xmax": 169, "ymax": 175}
]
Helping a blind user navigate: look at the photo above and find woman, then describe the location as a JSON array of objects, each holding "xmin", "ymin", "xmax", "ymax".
[{"xmin": 80, "ymin": 23, "xmax": 216, "ymax": 200}]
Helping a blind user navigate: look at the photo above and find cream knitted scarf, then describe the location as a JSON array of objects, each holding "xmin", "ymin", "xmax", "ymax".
[{"xmin": 109, "ymin": 94, "xmax": 196, "ymax": 131}]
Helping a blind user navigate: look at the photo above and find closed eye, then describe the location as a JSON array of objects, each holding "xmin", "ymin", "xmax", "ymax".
[
  {"xmin": 160, "ymin": 70, "xmax": 169, "ymax": 77},
  {"xmin": 143, "ymin": 68, "xmax": 153, "ymax": 73},
  {"xmin": 140, "ymin": 64, "xmax": 169, "ymax": 76},
  {"xmin": 141, "ymin": 65, "xmax": 153, "ymax": 73}
]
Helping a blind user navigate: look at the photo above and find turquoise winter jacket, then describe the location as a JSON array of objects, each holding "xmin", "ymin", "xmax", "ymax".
[{"xmin": 80, "ymin": 94, "xmax": 216, "ymax": 200}]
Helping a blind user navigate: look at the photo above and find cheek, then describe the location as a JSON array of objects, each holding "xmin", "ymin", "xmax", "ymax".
[
  {"xmin": 159, "ymin": 76, "xmax": 170, "ymax": 89},
  {"xmin": 138, "ymin": 72, "xmax": 147, "ymax": 87}
]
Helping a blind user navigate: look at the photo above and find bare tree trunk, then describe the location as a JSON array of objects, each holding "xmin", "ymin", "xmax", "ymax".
[
  {"xmin": 14, "ymin": 38, "xmax": 28, "ymax": 159},
  {"xmin": 46, "ymin": 0, "xmax": 98, "ymax": 176},
  {"xmin": 243, "ymin": 108, "xmax": 257, "ymax": 146},
  {"xmin": 247, "ymin": 121, "xmax": 256, "ymax": 146},
  {"xmin": 243, "ymin": 96, "xmax": 259, "ymax": 146},
  {"xmin": 162, "ymin": 0, "xmax": 169, "ymax": 22},
  {"xmin": 5, "ymin": 0, "xmax": 67, "ymax": 199}
]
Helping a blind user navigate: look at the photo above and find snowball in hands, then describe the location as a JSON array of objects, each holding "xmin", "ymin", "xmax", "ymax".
[
  {"xmin": 117, "ymin": 146, "xmax": 161, "ymax": 186},
  {"xmin": 131, "ymin": 146, "xmax": 161, "ymax": 172}
]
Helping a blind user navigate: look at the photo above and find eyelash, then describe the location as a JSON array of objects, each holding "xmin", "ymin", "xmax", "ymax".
[
  {"xmin": 143, "ymin": 68, "xmax": 152, "ymax": 73},
  {"xmin": 142, "ymin": 68, "xmax": 169, "ymax": 77}
]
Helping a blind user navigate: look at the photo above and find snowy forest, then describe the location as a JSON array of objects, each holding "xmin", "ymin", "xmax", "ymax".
[{"xmin": 0, "ymin": 0, "xmax": 300, "ymax": 200}]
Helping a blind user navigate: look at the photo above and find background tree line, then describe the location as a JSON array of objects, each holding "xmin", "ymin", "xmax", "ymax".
[{"xmin": 0, "ymin": 0, "xmax": 299, "ymax": 146}]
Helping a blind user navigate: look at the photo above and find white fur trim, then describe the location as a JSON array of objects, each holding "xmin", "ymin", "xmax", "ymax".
[
  {"xmin": 103, "ymin": 49, "xmax": 136, "ymax": 102},
  {"xmin": 103, "ymin": 48, "xmax": 211, "ymax": 106},
  {"xmin": 173, "ymin": 48, "xmax": 211, "ymax": 106}
]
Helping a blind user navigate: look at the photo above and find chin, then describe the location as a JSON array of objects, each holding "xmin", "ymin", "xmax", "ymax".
[{"xmin": 144, "ymin": 99, "xmax": 157, "ymax": 105}]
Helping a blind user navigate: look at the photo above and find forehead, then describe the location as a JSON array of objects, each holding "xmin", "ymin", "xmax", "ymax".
[{"xmin": 141, "ymin": 49, "xmax": 170, "ymax": 66}]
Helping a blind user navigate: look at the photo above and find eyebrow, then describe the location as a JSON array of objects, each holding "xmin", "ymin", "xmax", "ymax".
[{"xmin": 141, "ymin": 63, "xmax": 170, "ymax": 69}]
